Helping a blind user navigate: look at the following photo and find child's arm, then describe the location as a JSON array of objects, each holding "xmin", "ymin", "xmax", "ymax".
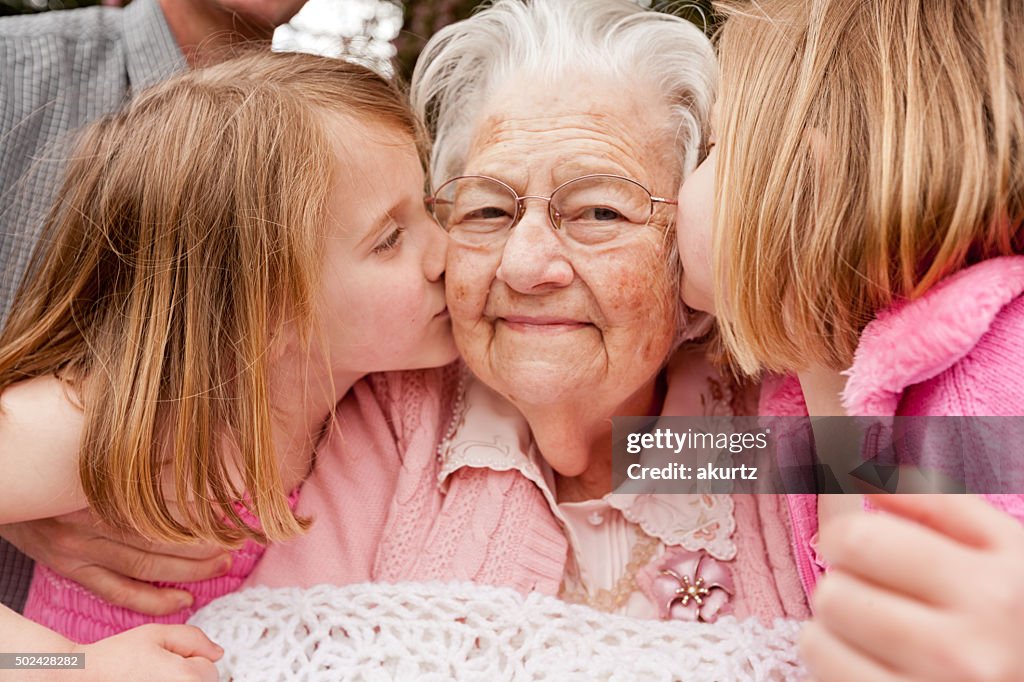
[
  {"xmin": 0, "ymin": 375, "xmax": 233, "ymax": 617},
  {"xmin": 0, "ymin": 603, "xmax": 221, "ymax": 681},
  {"xmin": 0, "ymin": 375, "xmax": 89, "ymax": 523},
  {"xmin": 0, "ymin": 602, "xmax": 72, "ymax": 653}
]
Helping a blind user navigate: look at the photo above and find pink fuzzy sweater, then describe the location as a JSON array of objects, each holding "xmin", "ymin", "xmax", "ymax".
[{"xmin": 773, "ymin": 256, "xmax": 1024, "ymax": 597}]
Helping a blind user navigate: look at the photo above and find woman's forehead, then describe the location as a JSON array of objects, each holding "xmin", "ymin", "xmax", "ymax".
[{"xmin": 462, "ymin": 76, "xmax": 679, "ymax": 186}]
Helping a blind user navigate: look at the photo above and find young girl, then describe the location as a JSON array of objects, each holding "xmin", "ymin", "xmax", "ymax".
[
  {"xmin": 677, "ymin": 0, "xmax": 1024, "ymax": 679},
  {"xmin": 0, "ymin": 50, "xmax": 456, "ymax": 678}
]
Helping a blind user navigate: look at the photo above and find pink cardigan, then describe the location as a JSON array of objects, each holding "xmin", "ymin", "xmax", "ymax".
[
  {"xmin": 247, "ymin": 364, "xmax": 809, "ymax": 621},
  {"xmin": 775, "ymin": 256, "xmax": 1024, "ymax": 597},
  {"xmin": 246, "ymin": 364, "xmax": 569, "ymax": 593}
]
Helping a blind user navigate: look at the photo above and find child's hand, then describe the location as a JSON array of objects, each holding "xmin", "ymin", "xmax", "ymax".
[
  {"xmin": 801, "ymin": 494, "xmax": 1024, "ymax": 682},
  {"xmin": 73, "ymin": 623, "xmax": 222, "ymax": 681},
  {"xmin": 1, "ymin": 507, "xmax": 231, "ymax": 615}
]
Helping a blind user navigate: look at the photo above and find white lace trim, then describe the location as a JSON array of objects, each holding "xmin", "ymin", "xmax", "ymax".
[
  {"xmin": 435, "ymin": 374, "xmax": 546, "ymax": 487},
  {"xmin": 435, "ymin": 365, "xmax": 470, "ymax": 467},
  {"xmin": 609, "ymin": 493, "xmax": 737, "ymax": 560},
  {"xmin": 437, "ymin": 376, "xmax": 738, "ymax": 559},
  {"xmin": 189, "ymin": 582, "xmax": 806, "ymax": 681}
]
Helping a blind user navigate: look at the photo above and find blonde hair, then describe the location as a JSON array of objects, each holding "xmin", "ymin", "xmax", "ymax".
[
  {"xmin": 0, "ymin": 51, "xmax": 420, "ymax": 546},
  {"xmin": 713, "ymin": 0, "xmax": 1024, "ymax": 374}
]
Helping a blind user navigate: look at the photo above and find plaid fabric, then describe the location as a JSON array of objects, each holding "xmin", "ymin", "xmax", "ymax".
[{"xmin": 0, "ymin": 0, "xmax": 184, "ymax": 613}]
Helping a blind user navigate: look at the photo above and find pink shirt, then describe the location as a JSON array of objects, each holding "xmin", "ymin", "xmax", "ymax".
[{"xmin": 247, "ymin": 364, "xmax": 567, "ymax": 594}]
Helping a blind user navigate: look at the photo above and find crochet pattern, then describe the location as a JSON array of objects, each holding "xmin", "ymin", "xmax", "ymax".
[{"xmin": 189, "ymin": 582, "xmax": 806, "ymax": 681}]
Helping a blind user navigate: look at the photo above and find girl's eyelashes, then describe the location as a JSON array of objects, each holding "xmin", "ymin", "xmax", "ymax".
[{"xmin": 372, "ymin": 224, "xmax": 405, "ymax": 255}]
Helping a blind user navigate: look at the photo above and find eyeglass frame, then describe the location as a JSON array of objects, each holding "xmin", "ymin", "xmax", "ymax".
[{"xmin": 424, "ymin": 173, "xmax": 678, "ymax": 239}]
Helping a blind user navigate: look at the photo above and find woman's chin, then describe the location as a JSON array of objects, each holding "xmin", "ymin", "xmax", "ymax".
[{"xmin": 489, "ymin": 365, "xmax": 594, "ymax": 410}]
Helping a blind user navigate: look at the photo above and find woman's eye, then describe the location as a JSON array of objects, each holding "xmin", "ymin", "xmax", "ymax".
[
  {"xmin": 463, "ymin": 206, "xmax": 511, "ymax": 221},
  {"xmin": 580, "ymin": 206, "xmax": 623, "ymax": 221},
  {"xmin": 372, "ymin": 226, "xmax": 405, "ymax": 254}
]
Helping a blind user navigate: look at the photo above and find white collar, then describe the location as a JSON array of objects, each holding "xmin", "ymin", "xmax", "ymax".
[{"xmin": 437, "ymin": 374, "xmax": 737, "ymax": 560}]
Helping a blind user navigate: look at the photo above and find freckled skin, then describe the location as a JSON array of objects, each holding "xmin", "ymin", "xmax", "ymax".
[{"xmin": 444, "ymin": 72, "xmax": 681, "ymax": 481}]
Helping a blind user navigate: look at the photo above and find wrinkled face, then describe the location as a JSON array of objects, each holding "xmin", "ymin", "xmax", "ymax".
[
  {"xmin": 317, "ymin": 119, "xmax": 457, "ymax": 377},
  {"xmin": 675, "ymin": 136, "xmax": 716, "ymax": 314},
  {"xmin": 444, "ymin": 73, "xmax": 680, "ymax": 413}
]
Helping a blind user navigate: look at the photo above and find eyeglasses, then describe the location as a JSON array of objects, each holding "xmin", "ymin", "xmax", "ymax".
[{"xmin": 426, "ymin": 174, "xmax": 677, "ymax": 247}]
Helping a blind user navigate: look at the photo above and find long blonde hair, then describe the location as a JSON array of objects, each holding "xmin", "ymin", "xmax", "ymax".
[
  {"xmin": 713, "ymin": 0, "xmax": 1024, "ymax": 374},
  {"xmin": 0, "ymin": 51, "xmax": 421, "ymax": 546}
]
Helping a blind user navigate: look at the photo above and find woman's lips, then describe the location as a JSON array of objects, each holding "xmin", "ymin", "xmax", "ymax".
[{"xmin": 499, "ymin": 315, "xmax": 590, "ymax": 333}]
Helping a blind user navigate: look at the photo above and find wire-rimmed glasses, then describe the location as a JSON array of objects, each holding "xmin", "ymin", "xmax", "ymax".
[{"xmin": 426, "ymin": 174, "xmax": 677, "ymax": 247}]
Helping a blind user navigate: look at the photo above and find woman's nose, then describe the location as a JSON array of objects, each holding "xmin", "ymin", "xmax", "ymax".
[{"xmin": 495, "ymin": 205, "xmax": 573, "ymax": 293}]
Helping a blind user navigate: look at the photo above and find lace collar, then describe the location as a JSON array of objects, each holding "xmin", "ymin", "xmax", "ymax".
[{"xmin": 437, "ymin": 374, "xmax": 738, "ymax": 560}]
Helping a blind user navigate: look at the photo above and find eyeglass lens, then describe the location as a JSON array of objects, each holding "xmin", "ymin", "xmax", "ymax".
[{"xmin": 431, "ymin": 175, "xmax": 655, "ymax": 246}]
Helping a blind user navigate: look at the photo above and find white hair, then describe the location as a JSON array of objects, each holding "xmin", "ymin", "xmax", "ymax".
[{"xmin": 410, "ymin": 0, "xmax": 717, "ymax": 184}]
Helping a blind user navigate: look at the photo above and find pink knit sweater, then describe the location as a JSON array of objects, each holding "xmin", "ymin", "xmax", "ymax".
[
  {"xmin": 55, "ymin": 263, "xmax": 1013, "ymax": 644},
  {"xmin": 774, "ymin": 256, "xmax": 1024, "ymax": 598},
  {"xmin": 246, "ymin": 364, "xmax": 570, "ymax": 594}
]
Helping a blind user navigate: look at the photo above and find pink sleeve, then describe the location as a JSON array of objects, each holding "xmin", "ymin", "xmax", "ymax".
[
  {"xmin": 244, "ymin": 376, "xmax": 405, "ymax": 588},
  {"xmin": 245, "ymin": 365, "xmax": 461, "ymax": 589},
  {"xmin": 730, "ymin": 494, "xmax": 812, "ymax": 622}
]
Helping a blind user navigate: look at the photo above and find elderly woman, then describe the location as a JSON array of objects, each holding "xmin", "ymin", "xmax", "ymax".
[{"xmin": 243, "ymin": 0, "xmax": 808, "ymax": 627}]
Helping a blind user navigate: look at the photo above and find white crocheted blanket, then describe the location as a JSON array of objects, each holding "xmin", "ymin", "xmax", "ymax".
[{"xmin": 189, "ymin": 582, "xmax": 806, "ymax": 681}]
